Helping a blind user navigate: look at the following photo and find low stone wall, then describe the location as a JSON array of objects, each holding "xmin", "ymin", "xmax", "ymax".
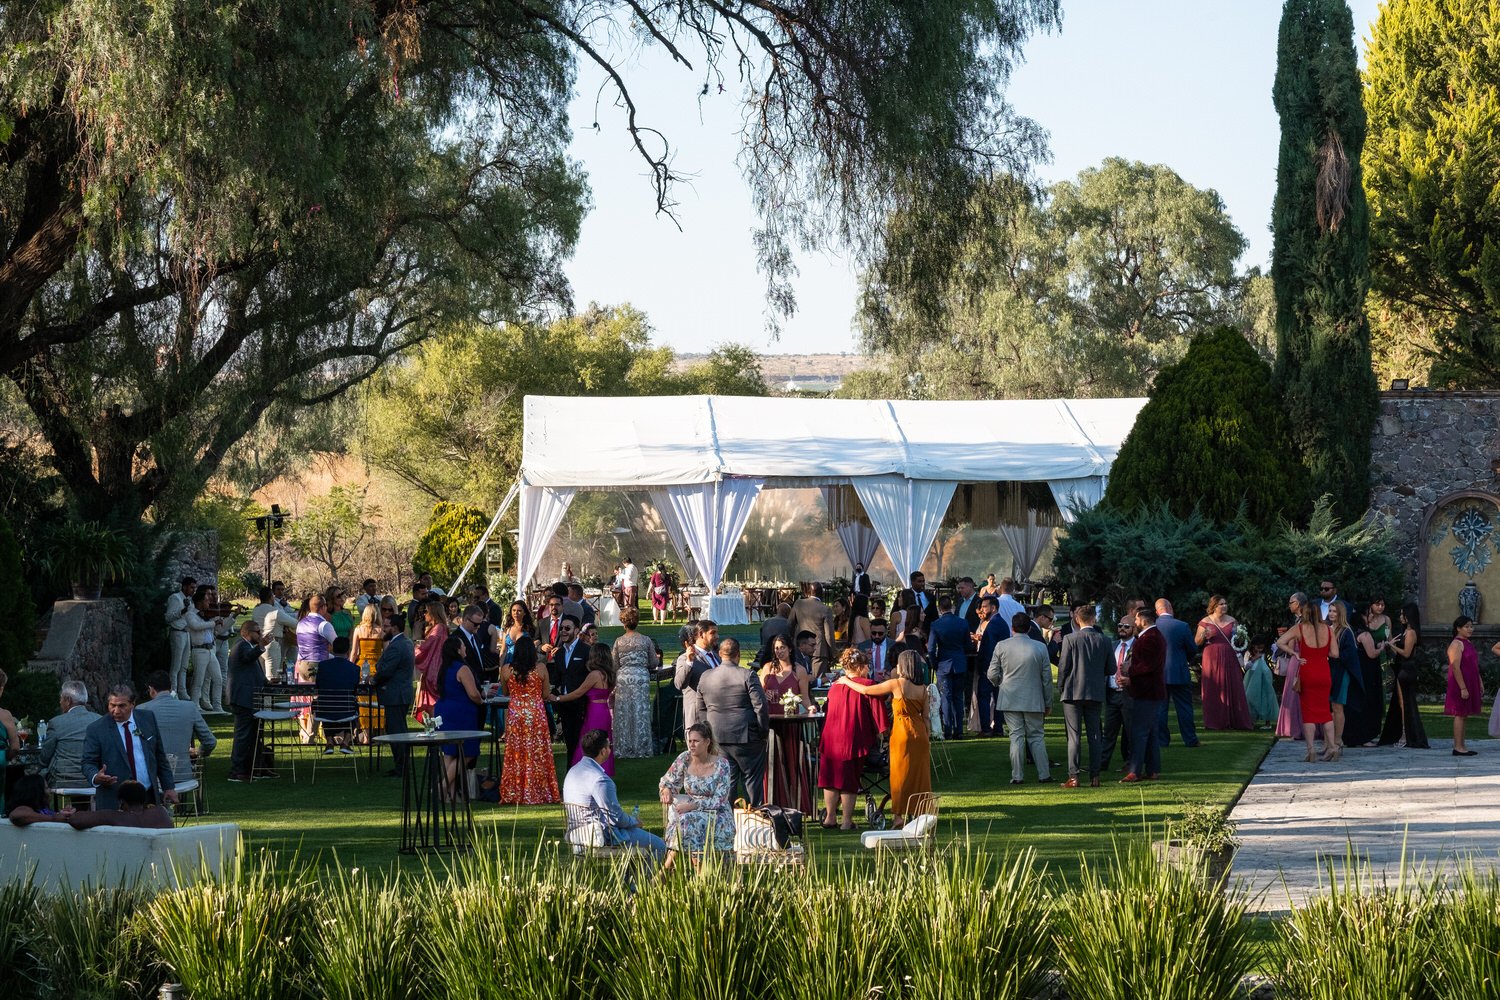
[{"xmin": 28, "ymin": 599, "xmax": 132, "ymax": 711}]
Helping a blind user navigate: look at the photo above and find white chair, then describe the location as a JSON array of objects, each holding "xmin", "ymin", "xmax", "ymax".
[
  {"xmin": 860, "ymin": 793, "xmax": 941, "ymax": 852},
  {"xmin": 562, "ymin": 803, "xmax": 630, "ymax": 860},
  {"xmin": 166, "ymin": 753, "xmax": 203, "ymax": 819}
]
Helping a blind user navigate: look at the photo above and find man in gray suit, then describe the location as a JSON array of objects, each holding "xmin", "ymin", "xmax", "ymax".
[
  {"xmin": 563, "ymin": 729, "xmax": 666, "ymax": 861},
  {"xmin": 1056, "ymin": 605, "xmax": 1113, "ymax": 788},
  {"xmin": 81, "ymin": 683, "xmax": 178, "ymax": 809},
  {"xmin": 372, "ymin": 619, "xmax": 416, "ymax": 777},
  {"xmin": 40, "ymin": 679, "xmax": 101, "ymax": 786},
  {"xmin": 788, "ymin": 585, "xmax": 836, "ymax": 680},
  {"xmin": 137, "ymin": 669, "xmax": 217, "ymax": 781},
  {"xmin": 695, "ymin": 655, "xmax": 770, "ymax": 806},
  {"xmin": 988, "ymin": 613, "xmax": 1054, "ymax": 784}
]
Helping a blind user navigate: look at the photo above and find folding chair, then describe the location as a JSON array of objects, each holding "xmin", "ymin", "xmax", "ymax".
[{"xmin": 310, "ymin": 684, "xmax": 361, "ymax": 785}]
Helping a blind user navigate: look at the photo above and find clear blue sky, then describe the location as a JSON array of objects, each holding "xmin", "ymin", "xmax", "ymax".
[{"xmin": 562, "ymin": 0, "xmax": 1384, "ymax": 355}]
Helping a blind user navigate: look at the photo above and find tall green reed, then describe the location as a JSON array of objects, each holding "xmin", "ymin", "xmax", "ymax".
[
  {"xmin": 305, "ymin": 866, "xmax": 419, "ymax": 1000},
  {"xmin": 1271, "ymin": 856, "xmax": 1437, "ymax": 1000},
  {"xmin": 768, "ymin": 861, "xmax": 895, "ymax": 1000},
  {"xmin": 146, "ymin": 854, "xmax": 313, "ymax": 1000},
  {"xmin": 0, "ymin": 879, "xmax": 40, "ymax": 999},
  {"xmin": 1429, "ymin": 866, "xmax": 1500, "ymax": 1000},
  {"xmin": 891, "ymin": 848, "xmax": 1053, "ymax": 1000},
  {"xmin": 1057, "ymin": 841, "xmax": 1251, "ymax": 1000},
  {"xmin": 33, "ymin": 884, "xmax": 158, "ymax": 1000}
]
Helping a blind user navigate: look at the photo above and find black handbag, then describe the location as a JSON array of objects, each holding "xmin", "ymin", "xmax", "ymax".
[{"xmin": 754, "ymin": 804, "xmax": 804, "ymax": 847}]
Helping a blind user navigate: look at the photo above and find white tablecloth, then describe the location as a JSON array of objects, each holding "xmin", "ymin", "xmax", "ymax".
[
  {"xmin": 706, "ymin": 590, "xmax": 749, "ymax": 626},
  {"xmin": 596, "ymin": 596, "xmax": 621, "ymax": 627}
]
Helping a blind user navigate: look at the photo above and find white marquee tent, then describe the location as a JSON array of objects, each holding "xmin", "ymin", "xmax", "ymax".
[{"xmin": 454, "ymin": 395, "xmax": 1148, "ymax": 592}]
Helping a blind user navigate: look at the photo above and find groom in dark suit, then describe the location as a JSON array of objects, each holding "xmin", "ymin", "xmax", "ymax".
[
  {"xmin": 696, "ymin": 658, "xmax": 769, "ymax": 806},
  {"xmin": 81, "ymin": 684, "xmax": 178, "ymax": 809}
]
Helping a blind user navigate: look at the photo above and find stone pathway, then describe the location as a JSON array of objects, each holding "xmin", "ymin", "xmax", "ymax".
[{"xmin": 1229, "ymin": 737, "xmax": 1500, "ymax": 913}]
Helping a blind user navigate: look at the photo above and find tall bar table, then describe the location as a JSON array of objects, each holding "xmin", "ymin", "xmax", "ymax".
[{"xmin": 374, "ymin": 730, "xmax": 489, "ymax": 855}]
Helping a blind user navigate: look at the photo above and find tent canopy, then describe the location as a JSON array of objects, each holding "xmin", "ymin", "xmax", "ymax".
[
  {"xmin": 521, "ymin": 395, "xmax": 1146, "ymax": 487},
  {"xmin": 506, "ymin": 395, "xmax": 1147, "ymax": 590}
]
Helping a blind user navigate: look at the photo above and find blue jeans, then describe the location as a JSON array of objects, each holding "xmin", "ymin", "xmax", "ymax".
[
  {"xmin": 1128, "ymin": 696, "xmax": 1163, "ymax": 777},
  {"xmin": 611, "ymin": 824, "xmax": 667, "ymax": 862},
  {"xmin": 937, "ymin": 669, "xmax": 968, "ymax": 736},
  {"xmin": 1157, "ymin": 684, "xmax": 1199, "ymax": 747}
]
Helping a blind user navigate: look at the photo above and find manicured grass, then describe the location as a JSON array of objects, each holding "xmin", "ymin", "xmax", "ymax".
[{"xmin": 198, "ymin": 696, "xmax": 1273, "ymax": 883}]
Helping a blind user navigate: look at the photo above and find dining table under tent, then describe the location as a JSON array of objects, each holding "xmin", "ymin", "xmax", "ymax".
[{"xmin": 449, "ymin": 395, "xmax": 1149, "ymax": 600}]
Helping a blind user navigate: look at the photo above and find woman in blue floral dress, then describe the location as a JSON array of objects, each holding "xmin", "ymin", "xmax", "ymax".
[{"xmin": 657, "ymin": 722, "xmax": 734, "ymax": 867}]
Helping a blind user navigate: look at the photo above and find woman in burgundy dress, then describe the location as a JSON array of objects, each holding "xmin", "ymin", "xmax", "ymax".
[
  {"xmin": 760, "ymin": 636, "xmax": 817, "ymax": 812},
  {"xmin": 1446, "ymin": 617, "xmax": 1483, "ymax": 757},
  {"xmin": 816, "ymin": 649, "xmax": 887, "ymax": 830},
  {"xmin": 1196, "ymin": 595, "xmax": 1253, "ymax": 730}
]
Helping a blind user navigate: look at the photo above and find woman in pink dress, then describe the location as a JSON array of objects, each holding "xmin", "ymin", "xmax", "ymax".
[
  {"xmin": 413, "ymin": 600, "xmax": 449, "ymax": 722},
  {"xmin": 648, "ymin": 566, "xmax": 671, "ymax": 624},
  {"xmin": 1197, "ymin": 595, "xmax": 1253, "ymax": 730},
  {"xmin": 1446, "ymin": 617, "xmax": 1483, "ymax": 757},
  {"xmin": 760, "ymin": 635, "xmax": 818, "ymax": 812},
  {"xmin": 556, "ymin": 642, "xmax": 616, "ymax": 774},
  {"xmin": 1274, "ymin": 596, "xmax": 1305, "ymax": 739}
]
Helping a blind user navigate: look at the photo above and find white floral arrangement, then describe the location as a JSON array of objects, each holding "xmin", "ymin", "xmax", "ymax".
[
  {"xmin": 779, "ymin": 691, "xmax": 803, "ymax": 715},
  {"xmin": 422, "ymin": 714, "xmax": 443, "ymax": 735},
  {"xmin": 1230, "ymin": 624, "xmax": 1249, "ymax": 653}
]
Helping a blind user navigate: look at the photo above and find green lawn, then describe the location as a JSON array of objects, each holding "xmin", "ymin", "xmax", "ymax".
[{"xmin": 198, "ymin": 626, "xmax": 1275, "ymax": 882}]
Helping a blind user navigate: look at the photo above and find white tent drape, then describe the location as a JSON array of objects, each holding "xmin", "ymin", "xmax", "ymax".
[
  {"xmin": 648, "ymin": 489, "xmax": 698, "ymax": 584},
  {"xmin": 1047, "ymin": 476, "xmax": 1105, "ymax": 523},
  {"xmin": 661, "ymin": 478, "xmax": 764, "ymax": 591},
  {"xmin": 854, "ymin": 477, "xmax": 957, "ymax": 584},
  {"xmin": 516, "ymin": 484, "xmax": 575, "ymax": 587},
  {"xmin": 998, "ymin": 510, "xmax": 1055, "ymax": 583},
  {"xmin": 834, "ymin": 521, "xmax": 881, "ymax": 572},
  {"xmin": 820, "ymin": 486, "xmax": 881, "ymax": 570}
]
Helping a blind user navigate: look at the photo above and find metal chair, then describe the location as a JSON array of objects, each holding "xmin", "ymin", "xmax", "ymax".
[
  {"xmin": 562, "ymin": 803, "xmax": 631, "ymax": 860},
  {"xmin": 166, "ymin": 753, "xmax": 203, "ymax": 819},
  {"xmin": 310, "ymin": 685, "xmax": 361, "ymax": 785},
  {"xmin": 253, "ymin": 709, "xmax": 299, "ymax": 781},
  {"xmin": 860, "ymin": 793, "xmax": 941, "ymax": 852}
]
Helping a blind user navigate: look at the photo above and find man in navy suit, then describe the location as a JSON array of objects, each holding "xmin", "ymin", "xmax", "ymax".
[
  {"xmin": 81, "ymin": 684, "xmax": 179, "ymax": 809},
  {"xmin": 927, "ymin": 595, "xmax": 973, "ymax": 739},
  {"xmin": 1153, "ymin": 598, "xmax": 1200, "ymax": 748},
  {"xmin": 973, "ymin": 595, "xmax": 1010, "ymax": 736}
]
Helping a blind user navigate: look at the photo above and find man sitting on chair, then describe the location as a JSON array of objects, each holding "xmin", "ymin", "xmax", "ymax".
[
  {"xmin": 563, "ymin": 729, "xmax": 666, "ymax": 862},
  {"xmin": 315, "ymin": 636, "xmax": 362, "ymax": 754}
]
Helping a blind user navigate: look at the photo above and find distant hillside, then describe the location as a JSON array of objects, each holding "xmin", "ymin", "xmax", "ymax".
[{"xmin": 674, "ymin": 352, "xmax": 867, "ymax": 392}]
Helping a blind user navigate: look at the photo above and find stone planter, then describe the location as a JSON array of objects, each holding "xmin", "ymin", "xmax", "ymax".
[
  {"xmin": 70, "ymin": 580, "xmax": 103, "ymax": 601},
  {"xmin": 1152, "ymin": 838, "xmax": 1234, "ymax": 886}
]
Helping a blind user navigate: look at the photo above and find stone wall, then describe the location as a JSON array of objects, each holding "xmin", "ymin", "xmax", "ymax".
[
  {"xmin": 1369, "ymin": 390, "xmax": 1500, "ymax": 628},
  {"xmin": 161, "ymin": 529, "xmax": 221, "ymax": 592},
  {"xmin": 27, "ymin": 599, "xmax": 132, "ymax": 711}
]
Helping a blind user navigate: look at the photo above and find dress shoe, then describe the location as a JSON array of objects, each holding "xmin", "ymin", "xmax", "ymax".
[
  {"xmin": 1120, "ymin": 773, "xmax": 1142, "ymax": 783},
  {"xmin": 1061, "ymin": 777, "xmax": 1080, "ymax": 788},
  {"xmin": 1147, "ymin": 773, "xmax": 1160, "ymax": 780},
  {"xmin": 1089, "ymin": 777, "xmax": 1101, "ymax": 787},
  {"xmin": 1010, "ymin": 778, "xmax": 1025, "ymax": 785},
  {"xmin": 1038, "ymin": 776, "xmax": 1054, "ymax": 783}
]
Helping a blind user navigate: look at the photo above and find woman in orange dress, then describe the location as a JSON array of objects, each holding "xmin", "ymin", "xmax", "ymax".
[
  {"xmin": 498, "ymin": 635, "xmax": 560, "ymax": 805},
  {"xmin": 835, "ymin": 649, "xmax": 930, "ymax": 826},
  {"xmin": 1276, "ymin": 597, "xmax": 1336, "ymax": 762}
]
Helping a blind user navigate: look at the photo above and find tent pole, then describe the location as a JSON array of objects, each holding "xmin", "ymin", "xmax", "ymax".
[{"xmin": 448, "ymin": 478, "xmax": 522, "ymax": 595}]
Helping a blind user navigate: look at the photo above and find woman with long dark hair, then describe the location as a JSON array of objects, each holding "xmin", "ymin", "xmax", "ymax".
[
  {"xmin": 1378, "ymin": 603, "xmax": 1429, "ymax": 749},
  {"xmin": 1446, "ymin": 616, "xmax": 1483, "ymax": 756},
  {"xmin": 498, "ymin": 635, "xmax": 560, "ymax": 804},
  {"xmin": 434, "ymin": 634, "xmax": 483, "ymax": 799}
]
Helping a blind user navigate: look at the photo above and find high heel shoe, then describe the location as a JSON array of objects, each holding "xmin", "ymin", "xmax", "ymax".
[
  {"xmin": 1303, "ymin": 749, "xmax": 1317, "ymax": 762},
  {"xmin": 1321, "ymin": 746, "xmax": 1341, "ymax": 762}
]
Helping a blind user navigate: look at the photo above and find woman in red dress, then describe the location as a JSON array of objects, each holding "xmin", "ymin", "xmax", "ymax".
[
  {"xmin": 760, "ymin": 635, "xmax": 818, "ymax": 812},
  {"xmin": 1446, "ymin": 617, "xmax": 1484, "ymax": 757},
  {"xmin": 1276, "ymin": 597, "xmax": 1336, "ymax": 762},
  {"xmin": 816, "ymin": 649, "xmax": 887, "ymax": 829}
]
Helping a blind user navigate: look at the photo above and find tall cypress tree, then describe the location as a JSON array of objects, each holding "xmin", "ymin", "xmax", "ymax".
[{"xmin": 1271, "ymin": 0, "xmax": 1378, "ymax": 522}]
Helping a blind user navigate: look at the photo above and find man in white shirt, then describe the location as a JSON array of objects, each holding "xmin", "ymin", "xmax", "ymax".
[
  {"xmin": 164, "ymin": 576, "xmax": 196, "ymax": 699},
  {"xmin": 995, "ymin": 577, "xmax": 1027, "ymax": 629},
  {"xmin": 251, "ymin": 586, "xmax": 299, "ymax": 682},
  {"xmin": 1101, "ymin": 617, "xmax": 1134, "ymax": 771},
  {"xmin": 354, "ymin": 578, "xmax": 382, "ymax": 617},
  {"xmin": 619, "ymin": 556, "xmax": 640, "ymax": 611}
]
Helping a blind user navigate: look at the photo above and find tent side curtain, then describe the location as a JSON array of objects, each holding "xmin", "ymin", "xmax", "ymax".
[
  {"xmin": 997, "ymin": 511, "xmax": 1055, "ymax": 583},
  {"xmin": 820, "ymin": 486, "xmax": 882, "ymax": 571},
  {"xmin": 854, "ymin": 477, "xmax": 958, "ymax": 584},
  {"xmin": 1046, "ymin": 476, "xmax": 1105, "ymax": 523},
  {"xmin": 661, "ymin": 478, "xmax": 764, "ymax": 591},
  {"xmin": 516, "ymin": 484, "xmax": 575, "ymax": 587},
  {"xmin": 647, "ymin": 489, "xmax": 698, "ymax": 585}
]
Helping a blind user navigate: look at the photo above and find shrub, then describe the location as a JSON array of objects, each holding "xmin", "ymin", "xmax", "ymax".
[
  {"xmin": 1058, "ymin": 841, "xmax": 1251, "ymax": 1000},
  {"xmin": 0, "ymin": 512, "xmax": 35, "ymax": 677},
  {"xmin": 413, "ymin": 502, "xmax": 490, "ymax": 592},
  {"xmin": 5, "ymin": 669, "xmax": 61, "ymax": 729},
  {"xmin": 34, "ymin": 885, "xmax": 160, "ymax": 1000},
  {"xmin": 1272, "ymin": 859, "xmax": 1438, "ymax": 1000},
  {"xmin": 1105, "ymin": 326, "xmax": 1308, "ymax": 526},
  {"xmin": 1054, "ymin": 497, "xmax": 1404, "ymax": 638}
]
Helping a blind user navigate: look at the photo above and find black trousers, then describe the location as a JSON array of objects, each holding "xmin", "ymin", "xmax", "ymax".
[
  {"xmin": 383, "ymin": 703, "xmax": 411, "ymax": 774},
  {"xmin": 229, "ymin": 705, "xmax": 261, "ymax": 776},
  {"xmin": 719, "ymin": 740, "xmax": 768, "ymax": 807},
  {"xmin": 1101, "ymin": 687, "xmax": 1131, "ymax": 769}
]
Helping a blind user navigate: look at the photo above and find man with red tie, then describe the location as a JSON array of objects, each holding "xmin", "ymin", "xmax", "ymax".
[
  {"xmin": 537, "ymin": 593, "xmax": 566, "ymax": 659},
  {"xmin": 81, "ymin": 684, "xmax": 179, "ymax": 809},
  {"xmin": 857, "ymin": 619, "xmax": 896, "ymax": 681},
  {"xmin": 1102, "ymin": 616, "xmax": 1135, "ymax": 771}
]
